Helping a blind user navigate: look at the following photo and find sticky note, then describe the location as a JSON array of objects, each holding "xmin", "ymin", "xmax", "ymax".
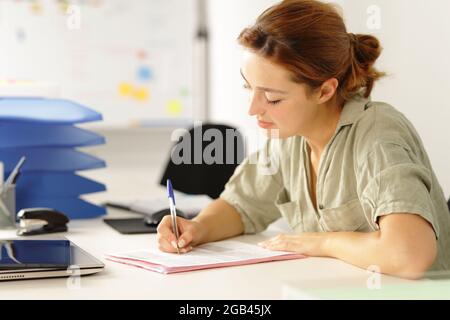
[
  {"xmin": 180, "ymin": 88, "xmax": 189, "ymax": 97},
  {"xmin": 59, "ymin": 0, "xmax": 70, "ymax": 14},
  {"xmin": 137, "ymin": 66, "xmax": 153, "ymax": 82},
  {"xmin": 137, "ymin": 50, "xmax": 148, "ymax": 60},
  {"xmin": 166, "ymin": 99, "xmax": 183, "ymax": 116},
  {"xmin": 30, "ymin": 1, "xmax": 43, "ymax": 14},
  {"xmin": 118, "ymin": 82, "xmax": 133, "ymax": 97},
  {"xmin": 133, "ymin": 87, "xmax": 150, "ymax": 102}
]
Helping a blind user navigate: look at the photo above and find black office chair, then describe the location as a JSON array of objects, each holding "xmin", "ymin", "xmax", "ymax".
[
  {"xmin": 160, "ymin": 123, "xmax": 245, "ymax": 199},
  {"xmin": 447, "ymin": 198, "xmax": 450, "ymax": 213}
]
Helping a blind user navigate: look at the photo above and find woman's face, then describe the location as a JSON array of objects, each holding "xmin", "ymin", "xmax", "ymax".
[{"xmin": 241, "ymin": 50, "xmax": 322, "ymax": 139}]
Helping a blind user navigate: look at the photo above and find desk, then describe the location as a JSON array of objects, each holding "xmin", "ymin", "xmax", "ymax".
[
  {"xmin": 0, "ymin": 129, "xmax": 432, "ymax": 299},
  {"xmin": 0, "ymin": 206, "xmax": 418, "ymax": 300}
]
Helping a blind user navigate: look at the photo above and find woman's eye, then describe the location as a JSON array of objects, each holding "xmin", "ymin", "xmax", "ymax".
[
  {"xmin": 267, "ymin": 99, "xmax": 282, "ymax": 105},
  {"xmin": 242, "ymin": 84, "xmax": 251, "ymax": 90}
]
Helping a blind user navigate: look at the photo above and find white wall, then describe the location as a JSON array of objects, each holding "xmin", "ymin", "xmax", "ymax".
[
  {"xmin": 208, "ymin": 0, "xmax": 450, "ymax": 197},
  {"xmin": 207, "ymin": 0, "xmax": 279, "ymax": 153}
]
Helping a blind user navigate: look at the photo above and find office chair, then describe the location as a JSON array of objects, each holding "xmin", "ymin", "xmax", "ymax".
[
  {"xmin": 448, "ymin": 198, "xmax": 450, "ymax": 213},
  {"xmin": 160, "ymin": 123, "xmax": 245, "ymax": 199}
]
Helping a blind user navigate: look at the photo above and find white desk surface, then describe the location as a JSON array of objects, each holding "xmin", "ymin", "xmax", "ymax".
[{"xmin": 0, "ymin": 203, "xmax": 416, "ymax": 300}]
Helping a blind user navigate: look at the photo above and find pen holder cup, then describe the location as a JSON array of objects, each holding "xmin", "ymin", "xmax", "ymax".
[{"xmin": 0, "ymin": 185, "xmax": 16, "ymax": 229}]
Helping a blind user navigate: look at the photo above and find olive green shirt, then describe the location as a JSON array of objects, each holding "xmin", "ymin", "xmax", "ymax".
[{"xmin": 220, "ymin": 94, "xmax": 450, "ymax": 272}]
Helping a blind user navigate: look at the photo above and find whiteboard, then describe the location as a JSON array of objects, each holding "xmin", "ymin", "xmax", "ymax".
[{"xmin": 0, "ymin": 0, "xmax": 203, "ymax": 128}]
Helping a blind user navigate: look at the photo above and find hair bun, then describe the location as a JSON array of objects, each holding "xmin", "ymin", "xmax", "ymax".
[{"xmin": 350, "ymin": 33, "xmax": 382, "ymax": 68}]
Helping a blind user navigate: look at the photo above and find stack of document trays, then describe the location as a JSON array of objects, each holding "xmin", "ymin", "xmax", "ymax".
[{"xmin": 0, "ymin": 98, "xmax": 107, "ymax": 219}]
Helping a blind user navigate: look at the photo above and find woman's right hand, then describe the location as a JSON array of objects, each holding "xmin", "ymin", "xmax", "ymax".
[{"xmin": 156, "ymin": 216, "xmax": 208, "ymax": 254}]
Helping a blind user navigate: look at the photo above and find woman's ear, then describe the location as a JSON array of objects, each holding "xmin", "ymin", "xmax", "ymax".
[{"xmin": 318, "ymin": 78, "xmax": 339, "ymax": 104}]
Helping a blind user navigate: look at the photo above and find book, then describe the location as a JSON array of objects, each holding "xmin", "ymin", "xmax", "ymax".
[{"xmin": 106, "ymin": 240, "xmax": 306, "ymax": 274}]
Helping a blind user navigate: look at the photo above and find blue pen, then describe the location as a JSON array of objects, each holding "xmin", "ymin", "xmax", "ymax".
[{"xmin": 167, "ymin": 179, "xmax": 180, "ymax": 254}]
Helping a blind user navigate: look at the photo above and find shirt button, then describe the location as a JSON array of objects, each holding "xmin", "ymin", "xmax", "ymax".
[{"xmin": 318, "ymin": 204, "xmax": 324, "ymax": 210}]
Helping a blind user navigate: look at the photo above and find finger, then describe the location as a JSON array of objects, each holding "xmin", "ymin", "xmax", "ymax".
[
  {"xmin": 157, "ymin": 235, "xmax": 178, "ymax": 253},
  {"xmin": 179, "ymin": 246, "xmax": 194, "ymax": 254},
  {"xmin": 259, "ymin": 238, "xmax": 289, "ymax": 251},
  {"xmin": 176, "ymin": 218, "xmax": 196, "ymax": 248},
  {"xmin": 158, "ymin": 233, "xmax": 179, "ymax": 251},
  {"xmin": 258, "ymin": 241, "xmax": 276, "ymax": 249},
  {"xmin": 258, "ymin": 237, "xmax": 278, "ymax": 247},
  {"xmin": 262, "ymin": 242, "xmax": 285, "ymax": 251},
  {"xmin": 177, "ymin": 229, "xmax": 194, "ymax": 249},
  {"xmin": 176, "ymin": 217, "xmax": 192, "ymax": 235},
  {"xmin": 258, "ymin": 234, "xmax": 290, "ymax": 247},
  {"xmin": 157, "ymin": 216, "xmax": 177, "ymax": 243}
]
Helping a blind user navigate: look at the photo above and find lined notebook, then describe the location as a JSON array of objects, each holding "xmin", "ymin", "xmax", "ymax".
[{"xmin": 106, "ymin": 240, "xmax": 306, "ymax": 274}]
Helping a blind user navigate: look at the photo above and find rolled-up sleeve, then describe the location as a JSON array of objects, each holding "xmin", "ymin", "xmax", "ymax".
[
  {"xmin": 357, "ymin": 142, "xmax": 439, "ymax": 238},
  {"xmin": 220, "ymin": 140, "xmax": 284, "ymax": 234}
]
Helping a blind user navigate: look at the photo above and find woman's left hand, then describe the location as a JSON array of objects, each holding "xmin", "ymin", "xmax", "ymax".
[{"xmin": 258, "ymin": 233, "xmax": 327, "ymax": 257}]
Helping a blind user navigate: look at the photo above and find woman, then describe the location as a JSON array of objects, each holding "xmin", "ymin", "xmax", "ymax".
[{"xmin": 157, "ymin": 0, "xmax": 450, "ymax": 279}]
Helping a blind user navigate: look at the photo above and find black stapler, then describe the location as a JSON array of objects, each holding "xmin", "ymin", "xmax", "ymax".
[{"xmin": 16, "ymin": 208, "xmax": 69, "ymax": 236}]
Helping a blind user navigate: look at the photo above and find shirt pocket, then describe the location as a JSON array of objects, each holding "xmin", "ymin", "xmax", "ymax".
[
  {"xmin": 274, "ymin": 189, "xmax": 301, "ymax": 230},
  {"xmin": 319, "ymin": 199, "xmax": 368, "ymax": 232}
]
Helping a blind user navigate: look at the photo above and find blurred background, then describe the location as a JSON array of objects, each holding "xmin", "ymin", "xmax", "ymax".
[{"xmin": 0, "ymin": 0, "xmax": 449, "ymax": 205}]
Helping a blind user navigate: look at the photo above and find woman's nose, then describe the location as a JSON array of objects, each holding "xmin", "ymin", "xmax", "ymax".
[{"xmin": 248, "ymin": 94, "xmax": 265, "ymax": 116}]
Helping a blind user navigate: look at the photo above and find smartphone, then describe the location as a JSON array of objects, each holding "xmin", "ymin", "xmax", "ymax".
[{"xmin": 0, "ymin": 240, "xmax": 71, "ymax": 269}]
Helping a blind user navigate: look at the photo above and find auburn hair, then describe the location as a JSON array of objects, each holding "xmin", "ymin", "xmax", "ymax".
[{"xmin": 238, "ymin": 0, "xmax": 385, "ymax": 102}]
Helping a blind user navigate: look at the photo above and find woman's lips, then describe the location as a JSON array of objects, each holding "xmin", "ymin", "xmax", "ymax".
[{"xmin": 258, "ymin": 120, "xmax": 275, "ymax": 129}]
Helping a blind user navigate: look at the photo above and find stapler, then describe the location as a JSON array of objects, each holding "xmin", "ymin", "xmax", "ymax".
[{"xmin": 16, "ymin": 208, "xmax": 69, "ymax": 236}]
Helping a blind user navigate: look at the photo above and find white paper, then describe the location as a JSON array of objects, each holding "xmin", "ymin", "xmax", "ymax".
[{"xmin": 109, "ymin": 240, "xmax": 294, "ymax": 268}]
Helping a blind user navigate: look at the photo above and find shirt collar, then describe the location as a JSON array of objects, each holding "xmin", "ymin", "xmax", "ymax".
[{"xmin": 336, "ymin": 93, "xmax": 372, "ymax": 130}]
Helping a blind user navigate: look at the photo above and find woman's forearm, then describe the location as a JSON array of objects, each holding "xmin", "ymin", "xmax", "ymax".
[
  {"xmin": 193, "ymin": 198, "xmax": 245, "ymax": 244},
  {"xmin": 321, "ymin": 231, "xmax": 430, "ymax": 279}
]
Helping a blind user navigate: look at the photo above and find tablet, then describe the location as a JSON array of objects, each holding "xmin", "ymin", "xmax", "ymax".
[
  {"xmin": 0, "ymin": 240, "xmax": 71, "ymax": 269},
  {"xmin": 0, "ymin": 239, "xmax": 104, "ymax": 281}
]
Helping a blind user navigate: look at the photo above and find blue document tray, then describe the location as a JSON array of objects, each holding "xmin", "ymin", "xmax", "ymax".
[
  {"xmin": 15, "ymin": 172, "xmax": 106, "ymax": 197},
  {"xmin": 0, "ymin": 147, "xmax": 106, "ymax": 172},
  {"xmin": 0, "ymin": 98, "xmax": 102, "ymax": 124},
  {"xmin": 0, "ymin": 123, "xmax": 105, "ymax": 148}
]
